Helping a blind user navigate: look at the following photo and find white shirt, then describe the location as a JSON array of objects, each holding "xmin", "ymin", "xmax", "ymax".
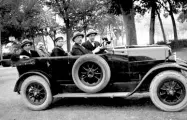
[{"xmin": 89, "ymin": 40, "xmax": 95, "ymax": 47}]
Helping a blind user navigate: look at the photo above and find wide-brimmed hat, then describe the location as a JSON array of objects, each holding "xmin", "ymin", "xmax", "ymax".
[
  {"xmin": 86, "ymin": 29, "xmax": 98, "ymax": 37},
  {"xmin": 72, "ymin": 32, "xmax": 84, "ymax": 42},
  {"xmin": 21, "ymin": 39, "xmax": 32, "ymax": 48}
]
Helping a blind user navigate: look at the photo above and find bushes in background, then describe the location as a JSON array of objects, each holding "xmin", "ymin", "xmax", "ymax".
[
  {"xmin": 156, "ymin": 41, "xmax": 167, "ymax": 45},
  {"xmin": 156, "ymin": 39, "xmax": 187, "ymax": 50}
]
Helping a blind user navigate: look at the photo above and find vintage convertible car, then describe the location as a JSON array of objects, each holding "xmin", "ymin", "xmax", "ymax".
[{"xmin": 13, "ymin": 44, "xmax": 187, "ymax": 111}]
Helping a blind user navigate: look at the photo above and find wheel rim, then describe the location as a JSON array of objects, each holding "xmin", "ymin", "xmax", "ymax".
[
  {"xmin": 157, "ymin": 78, "xmax": 186, "ymax": 106},
  {"xmin": 26, "ymin": 82, "xmax": 47, "ymax": 105},
  {"xmin": 78, "ymin": 62, "xmax": 103, "ymax": 86}
]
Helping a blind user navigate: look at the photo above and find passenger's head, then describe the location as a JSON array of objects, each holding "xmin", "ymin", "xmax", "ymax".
[
  {"xmin": 54, "ymin": 37, "xmax": 65, "ymax": 47},
  {"xmin": 37, "ymin": 42, "xmax": 44, "ymax": 49},
  {"xmin": 86, "ymin": 29, "xmax": 97, "ymax": 42},
  {"xmin": 72, "ymin": 32, "xmax": 84, "ymax": 45},
  {"xmin": 21, "ymin": 39, "xmax": 32, "ymax": 51}
]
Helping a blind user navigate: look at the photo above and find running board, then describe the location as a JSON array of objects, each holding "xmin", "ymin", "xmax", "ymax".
[{"xmin": 54, "ymin": 92, "xmax": 131, "ymax": 98}]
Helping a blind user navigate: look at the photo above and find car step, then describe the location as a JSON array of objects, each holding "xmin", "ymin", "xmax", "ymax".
[{"xmin": 54, "ymin": 92, "xmax": 131, "ymax": 98}]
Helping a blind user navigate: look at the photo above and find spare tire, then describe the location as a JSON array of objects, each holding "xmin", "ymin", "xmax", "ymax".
[{"xmin": 72, "ymin": 54, "xmax": 111, "ymax": 93}]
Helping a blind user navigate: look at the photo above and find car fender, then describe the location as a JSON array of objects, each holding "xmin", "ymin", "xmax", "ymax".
[
  {"xmin": 14, "ymin": 71, "xmax": 51, "ymax": 94},
  {"xmin": 127, "ymin": 62, "xmax": 187, "ymax": 96}
]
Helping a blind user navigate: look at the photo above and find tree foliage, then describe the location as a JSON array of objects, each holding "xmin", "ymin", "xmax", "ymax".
[
  {"xmin": 46, "ymin": 0, "xmax": 109, "ymax": 50},
  {"xmin": 46, "ymin": 0, "xmax": 80, "ymax": 51},
  {"xmin": 71, "ymin": 0, "xmax": 107, "ymax": 32},
  {"xmin": 177, "ymin": 1, "xmax": 187, "ymax": 23},
  {"xmin": 0, "ymin": 0, "xmax": 45, "ymax": 41}
]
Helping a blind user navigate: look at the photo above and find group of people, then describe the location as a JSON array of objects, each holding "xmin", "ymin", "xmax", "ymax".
[
  {"xmin": 71, "ymin": 30, "xmax": 101, "ymax": 55},
  {"xmin": 13, "ymin": 29, "xmax": 102, "ymax": 60},
  {"xmin": 50, "ymin": 29, "xmax": 102, "ymax": 57}
]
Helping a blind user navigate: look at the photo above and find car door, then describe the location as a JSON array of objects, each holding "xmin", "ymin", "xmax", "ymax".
[
  {"xmin": 112, "ymin": 46, "xmax": 130, "ymax": 82},
  {"xmin": 50, "ymin": 56, "xmax": 70, "ymax": 82},
  {"xmin": 127, "ymin": 46, "xmax": 166, "ymax": 81}
]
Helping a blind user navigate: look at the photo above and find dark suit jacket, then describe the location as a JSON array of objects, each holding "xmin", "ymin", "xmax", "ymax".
[
  {"xmin": 51, "ymin": 47, "xmax": 68, "ymax": 56},
  {"xmin": 82, "ymin": 40, "xmax": 100, "ymax": 51},
  {"xmin": 20, "ymin": 50, "xmax": 40, "ymax": 57},
  {"xmin": 11, "ymin": 50, "xmax": 39, "ymax": 62},
  {"xmin": 71, "ymin": 43, "xmax": 92, "ymax": 55}
]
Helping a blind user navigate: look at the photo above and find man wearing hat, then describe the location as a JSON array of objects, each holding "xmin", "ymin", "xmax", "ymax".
[
  {"xmin": 20, "ymin": 39, "xmax": 40, "ymax": 58},
  {"xmin": 11, "ymin": 39, "xmax": 39, "ymax": 61},
  {"xmin": 51, "ymin": 37, "xmax": 68, "ymax": 56},
  {"xmin": 82, "ymin": 29, "xmax": 101, "ymax": 52},
  {"xmin": 71, "ymin": 32, "xmax": 100, "ymax": 55}
]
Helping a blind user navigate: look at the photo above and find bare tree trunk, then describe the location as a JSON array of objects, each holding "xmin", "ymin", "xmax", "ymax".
[
  {"xmin": 64, "ymin": 15, "xmax": 72, "ymax": 52},
  {"xmin": 170, "ymin": 12, "xmax": 178, "ymax": 41},
  {"xmin": 32, "ymin": 37, "xmax": 35, "ymax": 50},
  {"xmin": 83, "ymin": 16, "xmax": 87, "ymax": 42},
  {"xmin": 120, "ymin": 1, "xmax": 137, "ymax": 45},
  {"xmin": 168, "ymin": 0, "xmax": 178, "ymax": 41},
  {"xmin": 83, "ymin": 27, "xmax": 87, "ymax": 42},
  {"xmin": 156, "ymin": 10, "xmax": 167, "ymax": 43},
  {"xmin": 121, "ymin": 25, "xmax": 125, "ymax": 45},
  {"xmin": 149, "ymin": 2, "xmax": 156, "ymax": 45},
  {"xmin": 42, "ymin": 35, "xmax": 48, "ymax": 52},
  {"xmin": 0, "ymin": 24, "xmax": 2, "ymax": 61},
  {"xmin": 66, "ymin": 26, "xmax": 72, "ymax": 52}
]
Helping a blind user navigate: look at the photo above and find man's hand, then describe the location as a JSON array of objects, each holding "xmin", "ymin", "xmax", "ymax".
[
  {"xmin": 92, "ymin": 46, "xmax": 101, "ymax": 54},
  {"xmin": 20, "ymin": 55, "xmax": 30, "ymax": 59}
]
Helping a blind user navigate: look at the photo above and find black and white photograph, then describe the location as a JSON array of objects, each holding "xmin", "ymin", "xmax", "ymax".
[{"xmin": 1, "ymin": 0, "xmax": 187, "ymax": 120}]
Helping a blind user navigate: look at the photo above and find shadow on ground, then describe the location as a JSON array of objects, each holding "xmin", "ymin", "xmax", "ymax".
[{"xmin": 50, "ymin": 95, "xmax": 154, "ymax": 110}]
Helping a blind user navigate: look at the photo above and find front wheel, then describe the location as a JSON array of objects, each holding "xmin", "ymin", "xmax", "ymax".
[
  {"xmin": 20, "ymin": 75, "xmax": 52, "ymax": 111},
  {"xmin": 150, "ymin": 70, "xmax": 187, "ymax": 111}
]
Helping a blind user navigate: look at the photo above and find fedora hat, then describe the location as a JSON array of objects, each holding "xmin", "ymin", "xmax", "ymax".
[
  {"xmin": 86, "ymin": 29, "xmax": 97, "ymax": 37},
  {"xmin": 72, "ymin": 32, "xmax": 84, "ymax": 42},
  {"xmin": 21, "ymin": 39, "xmax": 32, "ymax": 48}
]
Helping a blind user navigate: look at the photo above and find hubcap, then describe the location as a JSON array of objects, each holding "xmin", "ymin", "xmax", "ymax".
[
  {"xmin": 78, "ymin": 62, "xmax": 103, "ymax": 86},
  {"xmin": 157, "ymin": 78, "xmax": 186, "ymax": 106},
  {"xmin": 26, "ymin": 82, "xmax": 47, "ymax": 105}
]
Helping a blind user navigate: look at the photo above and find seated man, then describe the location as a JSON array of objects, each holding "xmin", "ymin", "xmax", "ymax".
[
  {"xmin": 82, "ymin": 29, "xmax": 101, "ymax": 51},
  {"xmin": 51, "ymin": 37, "xmax": 68, "ymax": 56},
  {"xmin": 11, "ymin": 39, "xmax": 40, "ymax": 61},
  {"xmin": 71, "ymin": 32, "xmax": 100, "ymax": 55}
]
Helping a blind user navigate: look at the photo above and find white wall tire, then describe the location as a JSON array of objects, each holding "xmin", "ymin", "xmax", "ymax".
[
  {"xmin": 20, "ymin": 75, "xmax": 52, "ymax": 111},
  {"xmin": 150, "ymin": 70, "xmax": 187, "ymax": 111},
  {"xmin": 72, "ymin": 54, "xmax": 111, "ymax": 93}
]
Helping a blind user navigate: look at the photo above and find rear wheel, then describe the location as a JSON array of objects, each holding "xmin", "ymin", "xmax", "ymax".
[
  {"xmin": 150, "ymin": 70, "xmax": 187, "ymax": 111},
  {"xmin": 72, "ymin": 54, "xmax": 111, "ymax": 93},
  {"xmin": 21, "ymin": 75, "xmax": 52, "ymax": 111}
]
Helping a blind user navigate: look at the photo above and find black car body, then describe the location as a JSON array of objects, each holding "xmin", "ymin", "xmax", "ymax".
[{"xmin": 13, "ymin": 45, "xmax": 187, "ymax": 111}]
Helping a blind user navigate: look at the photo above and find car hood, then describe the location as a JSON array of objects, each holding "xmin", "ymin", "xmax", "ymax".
[{"xmin": 113, "ymin": 45, "xmax": 171, "ymax": 61}]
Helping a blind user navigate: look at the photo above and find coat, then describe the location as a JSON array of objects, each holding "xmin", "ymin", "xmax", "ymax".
[
  {"xmin": 71, "ymin": 43, "xmax": 92, "ymax": 55},
  {"xmin": 11, "ymin": 49, "xmax": 39, "ymax": 62},
  {"xmin": 20, "ymin": 50, "xmax": 40, "ymax": 57},
  {"xmin": 51, "ymin": 47, "xmax": 68, "ymax": 56},
  {"xmin": 82, "ymin": 40, "xmax": 100, "ymax": 51},
  {"xmin": 36, "ymin": 48, "xmax": 50, "ymax": 57}
]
